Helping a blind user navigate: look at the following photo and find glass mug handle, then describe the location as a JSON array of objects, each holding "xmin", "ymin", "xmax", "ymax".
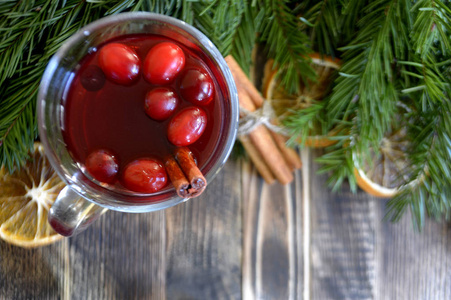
[{"xmin": 49, "ymin": 186, "xmax": 107, "ymax": 236}]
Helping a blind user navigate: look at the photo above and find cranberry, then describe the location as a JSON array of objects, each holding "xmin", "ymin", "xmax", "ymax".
[
  {"xmin": 179, "ymin": 68, "xmax": 214, "ymax": 105},
  {"xmin": 98, "ymin": 43, "xmax": 140, "ymax": 85},
  {"xmin": 167, "ymin": 106, "xmax": 207, "ymax": 146},
  {"xmin": 85, "ymin": 149, "xmax": 119, "ymax": 184},
  {"xmin": 80, "ymin": 65, "xmax": 105, "ymax": 91},
  {"xmin": 122, "ymin": 158, "xmax": 168, "ymax": 193},
  {"xmin": 143, "ymin": 42, "xmax": 185, "ymax": 85},
  {"xmin": 144, "ymin": 87, "xmax": 180, "ymax": 121}
]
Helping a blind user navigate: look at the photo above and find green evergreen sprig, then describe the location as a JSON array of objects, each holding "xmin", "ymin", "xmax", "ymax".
[
  {"xmin": 381, "ymin": 0, "xmax": 451, "ymax": 229},
  {"xmin": 0, "ymin": 0, "xmax": 109, "ymax": 172},
  {"xmin": 316, "ymin": 0, "xmax": 451, "ymax": 229},
  {"xmin": 258, "ymin": 0, "xmax": 316, "ymax": 94},
  {"xmin": 1, "ymin": 0, "xmax": 451, "ymax": 228}
]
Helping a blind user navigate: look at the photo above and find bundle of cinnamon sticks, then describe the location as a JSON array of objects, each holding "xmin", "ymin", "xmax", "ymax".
[{"xmin": 225, "ymin": 55, "xmax": 302, "ymax": 185}]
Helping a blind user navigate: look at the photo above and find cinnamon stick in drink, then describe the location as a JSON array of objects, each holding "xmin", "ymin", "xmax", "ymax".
[
  {"xmin": 165, "ymin": 148, "xmax": 207, "ymax": 198},
  {"xmin": 165, "ymin": 156, "xmax": 191, "ymax": 198},
  {"xmin": 175, "ymin": 147, "xmax": 207, "ymax": 193}
]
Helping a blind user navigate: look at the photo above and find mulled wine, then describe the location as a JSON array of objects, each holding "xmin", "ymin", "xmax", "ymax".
[{"xmin": 62, "ymin": 34, "xmax": 226, "ymax": 197}]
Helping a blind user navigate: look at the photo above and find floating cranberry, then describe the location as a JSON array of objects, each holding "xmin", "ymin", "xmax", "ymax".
[
  {"xmin": 122, "ymin": 158, "xmax": 168, "ymax": 193},
  {"xmin": 143, "ymin": 42, "xmax": 185, "ymax": 85},
  {"xmin": 98, "ymin": 43, "xmax": 140, "ymax": 85},
  {"xmin": 167, "ymin": 107, "xmax": 207, "ymax": 146},
  {"xmin": 144, "ymin": 87, "xmax": 180, "ymax": 121},
  {"xmin": 80, "ymin": 65, "xmax": 105, "ymax": 91},
  {"xmin": 85, "ymin": 149, "xmax": 119, "ymax": 184},
  {"xmin": 179, "ymin": 68, "xmax": 214, "ymax": 105}
]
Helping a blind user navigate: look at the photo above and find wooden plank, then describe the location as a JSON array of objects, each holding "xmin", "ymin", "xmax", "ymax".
[
  {"xmin": 66, "ymin": 210, "xmax": 166, "ymax": 299},
  {"xmin": 164, "ymin": 159, "xmax": 242, "ymax": 299},
  {"xmin": 309, "ymin": 149, "xmax": 380, "ymax": 300},
  {"xmin": 0, "ymin": 239, "xmax": 69, "ymax": 299},
  {"xmin": 241, "ymin": 158, "xmax": 303, "ymax": 300},
  {"xmin": 300, "ymin": 148, "xmax": 311, "ymax": 300},
  {"xmin": 374, "ymin": 205, "xmax": 451, "ymax": 299},
  {"xmin": 0, "ymin": 210, "xmax": 166, "ymax": 300},
  {"xmin": 3, "ymin": 149, "xmax": 451, "ymax": 299},
  {"xmin": 309, "ymin": 149, "xmax": 451, "ymax": 299},
  {"xmin": 241, "ymin": 44, "xmax": 305, "ymax": 299}
]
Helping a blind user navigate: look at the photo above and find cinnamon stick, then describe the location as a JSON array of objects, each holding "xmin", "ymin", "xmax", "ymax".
[
  {"xmin": 175, "ymin": 147, "xmax": 207, "ymax": 193},
  {"xmin": 248, "ymin": 126, "xmax": 293, "ymax": 184},
  {"xmin": 235, "ymin": 81, "xmax": 293, "ymax": 184},
  {"xmin": 269, "ymin": 131, "xmax": 302, "ymax": 170},
  {"xmin": 239, "ymin": 135, "xmax": 276, "ymax": 184},
  {"xmin": 164, "ymin": 148, "xmax": 207, "ymax": 198},
  {"xmin": 231, "ymin": 58, "xmax": 301, "ymax": 171},
  {"xmin": 226, "ymin": 55, "xmax": 302, "ymax": 183},
  {"xmin": 165, "ymin": 156, "xmax": 190, "ymax": 198},
  {"xmin": 225, "ymin": 55, "xmax": 264, "ymax": 108}
]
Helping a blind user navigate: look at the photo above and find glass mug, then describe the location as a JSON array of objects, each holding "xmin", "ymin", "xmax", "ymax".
[{"xmin": 37, "ymin": 12, "xmax": 239, "ymax": 236}]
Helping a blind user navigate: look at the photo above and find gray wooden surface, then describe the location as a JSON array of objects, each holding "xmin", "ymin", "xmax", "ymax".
[{"xmin": 1, "ymin": 149, "xmax": 451, "ymax": 299}]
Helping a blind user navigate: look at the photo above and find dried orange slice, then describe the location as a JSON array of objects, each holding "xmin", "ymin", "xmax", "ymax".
[
  {"xmin": 353, "ymin": 127, "xmax": 412, "ymax": 198},
  {"xmin": 262, "ymin": 53, "xmax": 340, "ymax": 147},
  {"xmin": 0, "ymin": 142, "xmax": 64, "ymax": 247}
]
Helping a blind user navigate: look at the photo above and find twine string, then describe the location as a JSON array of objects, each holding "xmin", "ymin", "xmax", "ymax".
[{"xmin": 238, "ymin": 101, "xmax": 289, "ymax": 137}]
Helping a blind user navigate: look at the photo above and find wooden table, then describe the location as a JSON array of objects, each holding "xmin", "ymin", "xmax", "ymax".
[{"xmin": 1, "ymin": 149, "xmax": 450, "ymax": 299}]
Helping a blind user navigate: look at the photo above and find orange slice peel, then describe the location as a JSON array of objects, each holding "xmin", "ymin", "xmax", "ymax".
[
  {"xmin": 0, "ymin": 142, "xmax": 64, "ymax": 247},
  {"xmin": 262, "ymin": 53, "xmax": 341, "ymax": 148}
]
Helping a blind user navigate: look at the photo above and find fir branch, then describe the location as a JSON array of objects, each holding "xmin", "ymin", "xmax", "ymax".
[
  {"xmin": 190, "ymin": 0, "xmax": 245, "ymax": 55},
  {"xmin": 259, "ymin": 0, "xmax": 316, "ymax": 94},
  {"xmin": 301, "ymin": 0, "xmax": 344, "ymax": 57},
  {"xmin": 384, "ymin": 0, "xmax": 451, "ymax": 227},
  {"xmin": 230, "ymin": 1, "xmax": 264, "ymax": 74},
  {"xmin": 407, "ymin": 0, "xmax": 451, "ymax": 108},
  {"xmin": 340, "ymin": 0, "xmax": 369, "ymax": 43},
  {"xmin": 282, "ymin": 100, "xmax": 327, "ymax": 146},
  {"xmin": 0, "ymin": 1, "xmax": 120, "ymax": 170},
  {"xmin": 104, "ymin": 0, "xmax": 137, "ymax": 15},
  {"xmin": 386, "ymin": 101, "xmax": 451, "ymax": 229},
  {"xmin": 324, "ymin": 0, "xmax": 451, "ymax": 229},
  {"xmin": 0, "ymin": 1, "xmax": 60, "ymax": 82},
  {"xmin": 179, "ymin": 0, "xmax": 196, "ymax": 25},
  {"xmin": 315, "ymin": 141, "xmax": 358, "ymax": 192},
  {"xmin": 2, "ymin": 0, "xmax": 451, "ymax": 229},
  {"xmin": 386, "ymin": 69, "xmax": 451, "ymax": 229},
  {"xmin": 411, "ymin": 0, "xmax": 451, "ymax": 59},
  {"xmin": 0, "ymin": 0, "xmax": 109, "ymax": 171},
  {"xmin": 327, "ymin": 0, "xmax": 412, "ymax": 155}
]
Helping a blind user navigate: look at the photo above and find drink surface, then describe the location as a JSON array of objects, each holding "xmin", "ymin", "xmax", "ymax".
[{"xmin": 62, "ymin": 34, "xmax": 224, "ymax": 194}]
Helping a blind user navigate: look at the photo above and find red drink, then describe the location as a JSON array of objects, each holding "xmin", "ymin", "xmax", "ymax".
[{"xmin": 62, "ymin": 34, "xmax": 227, "ymax": 197}]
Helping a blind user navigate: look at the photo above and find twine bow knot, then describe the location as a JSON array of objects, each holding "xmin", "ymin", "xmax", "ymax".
[{"xmin": 238, "ymin": 101, "xmax": 289, "ymax": 137}]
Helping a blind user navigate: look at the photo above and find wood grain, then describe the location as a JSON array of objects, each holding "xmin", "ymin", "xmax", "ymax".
[
  {"xmin": 375, "ymin": 206, "xmax": 451, "ymax": 300},
  {"xmin": 241, "ymin": 158, "xmax": 303, "ymax": 300},
  {"xmin": 66, "ymin": 210, "xmax": 166, "ymax": 300},
  {"xmin": 309, "ymin": 150, "xmax": 451, "ymax": 300},
  {"xmin": 164, "ymin": 159, "xmax": 242, "ymax": 299},
  {"xmin": 0, "ymin": 209, "xmax": 166, "ymax": 300},
  {"xmin": 2, "ymin": 151, "xmax": 451, "ymax": 299},
  {"xmin": 309, "ymin": 149, "xmax": 381, "ymax": 300},
  {"xmin": 0, "ymin": 240, "xmax": 67, "ymax": 299}
]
